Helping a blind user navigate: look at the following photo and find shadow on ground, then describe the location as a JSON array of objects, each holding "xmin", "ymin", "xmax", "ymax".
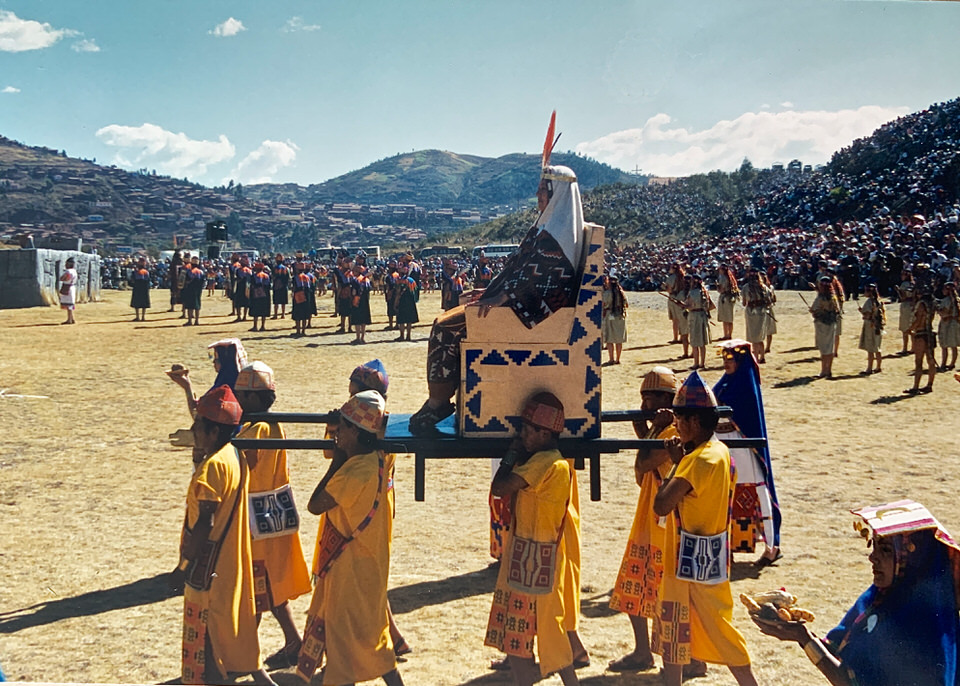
[
  {"xmin": 731, "ymin": 560, "xmax": 765, "ymax": 582},
  {"xmin": 0, "ymin": 573, "xmax": 176, "ymax": 634},
  {"xmin": 871, "ymin": 393, "xmax": 919, "ymax": 405},
  {"xmin": 784, "ymin": 356, "xmax": 819, "ymax": 365},
  {"xmin": 639, "ymin": 357, "xmax": 692, "ymax": 366},
  {"xmin": 779, "ymin": 346, "xmax": 817, "ymax": 354},
  {"xmin": 772, "ymin": 375, "xmax": 820, "ymax": 389},
  {"xmin": 580, "ymin": 589, "xmax": 618, "ymax": 619},
  {"xmin": 388, "ymin": 564, "xmax": 499, "ymax": 615}
]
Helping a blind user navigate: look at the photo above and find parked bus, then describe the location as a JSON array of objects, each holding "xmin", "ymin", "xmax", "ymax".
[
  {"xmin": 419, "ymin": 245, "xmax": 465, "ymax": 260},
  {"xmin": 472, "ymin": 244, "xmax": 520, "ymax": 261}
]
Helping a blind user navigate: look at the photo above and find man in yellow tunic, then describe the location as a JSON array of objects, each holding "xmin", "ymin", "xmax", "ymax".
[
  {"xmin": 297, "ymin": 390, "xmax": 403, "ymax": 686},
  {"xmin": 170, "ymin": 385, "xmax": 273, "ymax": 686},
  {"xmin": 652, "ymin": 372, "xmax": 758, "ymax": 686},
  {"xmin": 233, "ymin": 362, "xmax": 312, "ymax": 668},
  {"xmin": 485, "ymin": 393, "xmax": 580, "ymax": 686},
  {"xmin": 311, "ymin": 360, "xmax": 410, "ymax": 659},
  {"xmin": 609, "ymin": 367, "xmax": 703, "ymax": 677}
]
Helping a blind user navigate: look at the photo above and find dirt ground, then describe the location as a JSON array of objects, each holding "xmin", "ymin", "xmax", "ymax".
[{"xmin": 1, "ymin": 286, "xmax": 959, "ymax": 686}]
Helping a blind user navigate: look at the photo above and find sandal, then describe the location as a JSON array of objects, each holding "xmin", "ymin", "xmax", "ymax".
[
  {"xmin": 263, "ymin": 642, "xmax": 301, "ymax": 669},
  {"xmin": 573, "ymin": 654, "xmax": 591, "ymax": 670},
  {"xmin": 754, "ymin": 550, "xmax": 783, "ymax": 568},
  {"xmin": 920, "ymin": 385, "xmax": 934, "ymax": 394},
  {"xmin": 904, "ymin": 387, "xmax": 920, "ymax": 395},
  {"xmin": 394, "ymin": 638, "xmax": 412, "ymax": 657},
  {"xmin": 608, "ymin": 654, "xmax": 655, "ymax": 672},
  {"xmin": 408, "ymin": 400, "xmax": 456, "ymax": 436}
]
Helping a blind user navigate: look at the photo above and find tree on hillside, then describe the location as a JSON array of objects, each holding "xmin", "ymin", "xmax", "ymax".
[
  {"xmin": 226, "ymin": 211, "xmax": 244, "ymax": 242},
  {"xmin": 737, "ymin": 158, "xmax": 757, "ymax": 184}
]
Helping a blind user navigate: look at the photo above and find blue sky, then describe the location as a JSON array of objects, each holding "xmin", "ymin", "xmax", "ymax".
[{"xmin": 1, "ymin": 1, "xmax": 958, "ymax": 187}]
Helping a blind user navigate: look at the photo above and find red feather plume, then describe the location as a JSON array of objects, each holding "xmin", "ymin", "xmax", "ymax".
[{"xmin": 541, "ymin": 110, "xmax": 556, "ymax": 169}]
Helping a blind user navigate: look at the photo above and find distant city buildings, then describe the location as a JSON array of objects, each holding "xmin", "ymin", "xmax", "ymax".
[{"xmin": 0, "ymin": 147, "xmax": 509, "ymax": 254}]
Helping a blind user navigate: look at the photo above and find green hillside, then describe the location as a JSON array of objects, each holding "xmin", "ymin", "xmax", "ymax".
[
  {"xmin": 0, "ymin": 135, "xmax": 640, "ymax": 253},
  {"xmin": 245, "ymin": 150, "xmax": 639, "ymax": 207}
]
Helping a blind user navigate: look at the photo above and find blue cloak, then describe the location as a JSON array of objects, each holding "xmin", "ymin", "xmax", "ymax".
[{"xmin": 712, "ymin": 342, "xmax": 781, "ymax": 546}]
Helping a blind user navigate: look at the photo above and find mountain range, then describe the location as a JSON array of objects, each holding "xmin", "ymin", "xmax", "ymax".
[
  {"xmin": 243, "ymin": 149, "xmax": 639, "ymax": 206},
  {"xmin": 3, "ymin": 95, "xmax": 959, "ymax": 255},
  {"xmin": 0, "ymin": 139, "xmax": 639, "ymax": 252}
]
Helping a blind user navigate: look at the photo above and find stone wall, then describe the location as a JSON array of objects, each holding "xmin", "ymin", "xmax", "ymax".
[{"xmin": 0, "ymin": 249, "xmax": 101, "ymax": 309}]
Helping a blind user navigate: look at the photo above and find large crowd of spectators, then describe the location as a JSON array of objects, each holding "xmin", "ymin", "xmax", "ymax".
[
  {"xmin": 101, "ymin": 98, "xmax": 960, "ymax": 302},
  {"xmin": 602, "ymin": 97, "xmax": 960, "ymax": 297}
]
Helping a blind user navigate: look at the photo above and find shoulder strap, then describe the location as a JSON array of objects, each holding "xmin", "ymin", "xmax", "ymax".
[
  {"xmin": 350, "ymin": 451, "xmax": 385, "ymax": 538},
  {"xmin": 316, "ymin": 451, "xmax": 385, "ymax": 578},
  {"xmin": 213, "ymin": 446, "xmax": 246, "ymax": 547},
  {"xmin": 555, "ymin": 472, "xmax": 573, "ymax": 545}
]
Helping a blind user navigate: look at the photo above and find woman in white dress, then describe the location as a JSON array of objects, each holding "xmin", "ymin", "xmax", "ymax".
[
  {"xmin": 601, "ymin": 275, "xmax": 628, "ymax": 364},
  {"xmin": 59, "ymin": 257, "xmax": 77, "ymax": 324},
  {"xmin": 857, "ymin": 283, "xmax": 885, "ymax": 375}
]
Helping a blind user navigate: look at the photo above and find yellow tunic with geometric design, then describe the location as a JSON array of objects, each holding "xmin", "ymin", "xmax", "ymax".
[
  {"xmin": 239, "ymin": 421, "xmax": 312, "ymax": 612},
  {"xmin": 485, "ymin": 449, "xmax": 574, "ymax": 677},
  {"xmin": 182, "ymin": 443, "xmax": 261, "ymax": 683},
  {"xmin": 299, "ymin": 451, "xmax": 395, "ymax": 686},
  {"xmin": 310, "ymin": 452, "xmax": 396, "ymax": 577},
  {"xmin": 610, "ymin": 425, "xmax": 678, "ymax": 619},
  {"xmin": 652, "ymin": 438, "xmax": 750, "ymax": 667}
]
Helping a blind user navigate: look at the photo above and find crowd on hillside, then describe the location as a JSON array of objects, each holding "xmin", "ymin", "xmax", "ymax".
[
  {"xmin": 100, "ymin": 98, "xmax": 960, "ymax": 303},
  {"xmin": 604, "ymin": 98, "xmax": 960, "ymax": 296},
  {"xmin": 609, "ymin": 205, "xmax": 960, "ymax": 296}
]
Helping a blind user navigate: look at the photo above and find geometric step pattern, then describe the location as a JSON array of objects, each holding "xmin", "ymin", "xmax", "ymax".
[{"xmin": 459, "ymin": 225, "xmax": 605, "ymax": 439}]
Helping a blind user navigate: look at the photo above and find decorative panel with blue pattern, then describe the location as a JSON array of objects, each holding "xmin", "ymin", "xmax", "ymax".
[{"xmin": 459, "ymin": 225, "xmax": 605, "ymax": 439}]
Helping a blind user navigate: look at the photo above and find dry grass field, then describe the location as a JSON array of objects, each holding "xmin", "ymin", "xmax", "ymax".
[{"xmin": 1, "ymin": 286, "xmax": 959, "ymax": 685}]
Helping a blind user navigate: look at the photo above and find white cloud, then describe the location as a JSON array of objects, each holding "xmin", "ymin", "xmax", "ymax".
[
  {"xmin": 210, "ymin": 17, "xmax": 246, "ymax": 37},
  {"xmin": 780, "ymin": 101, "xmax": 795, "ymax": 109},
  {"xmin": 2, "ymin": 86, "xmax": 20, "ymax": 94},
  {"xmin": 0, "ymin": 9, "xmax": 74, "ymax": 52},
  {"xmin": 95, "ymin": 123, "xmax": 235, "ymax": 178},
  {"xmin": 282, "ymin": 16, "xmax": 321, "ymax": 32},
  {"xmin": 227, "ymin": 140, "xmax": 299, "ymax": 184},
  {"xmin": 575, "ymin": 105, "xmax": 910, "ymax": 177},
  {"xmin": 72, "ymin": 38, "xmax": 100, "ymax": 53}
]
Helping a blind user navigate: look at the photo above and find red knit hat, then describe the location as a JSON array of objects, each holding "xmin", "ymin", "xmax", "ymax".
[
  {"xmin": 521, "ymin": 392, "xmax": 565, "ymax": 434},
  {"xmin": 196, "ymin": 385, "xmax": 243, "ymax": 425}
]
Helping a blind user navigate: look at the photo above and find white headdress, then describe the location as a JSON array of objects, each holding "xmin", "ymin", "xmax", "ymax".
[{"xmin": 537, "ymin": 111, "xmax": 584, "ymax": 268}]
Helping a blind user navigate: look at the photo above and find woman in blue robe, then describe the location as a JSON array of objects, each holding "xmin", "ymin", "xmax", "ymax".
[
  {"xmin": 712, "ymin": 339, "xmax": 781, "ymax": 566},
  {"xmin": 754, "ymin": 501, "xmax": 960, "ymax": 686}
]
